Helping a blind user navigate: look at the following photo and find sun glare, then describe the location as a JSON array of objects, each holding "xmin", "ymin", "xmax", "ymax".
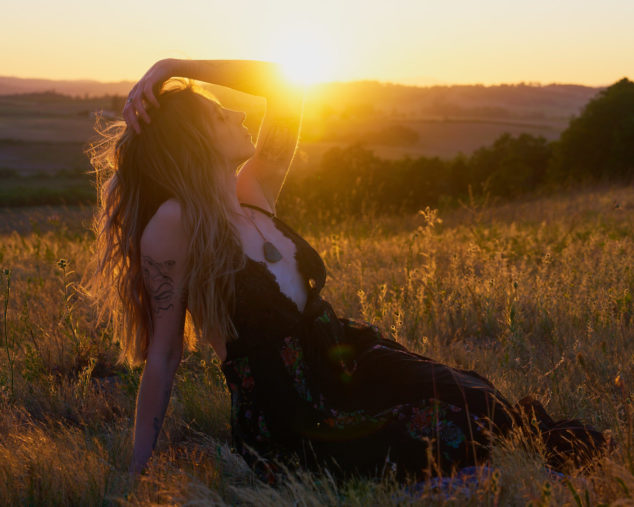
[
  {"xmin": 279, "ymin": 49, "xmax": 331, "ymax": 85},
  {"xmin": 269, "ymin": 29, "xmax": 336, "ymax": 86}
]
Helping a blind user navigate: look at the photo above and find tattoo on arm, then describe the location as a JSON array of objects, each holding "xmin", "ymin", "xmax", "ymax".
[
  {"xmin": 258, "ymin": 121, "xmax": 298, "ymax": 165},
  {"xmin": 142, "ymin": 255, "xmax": 177, "ymax": 318}
]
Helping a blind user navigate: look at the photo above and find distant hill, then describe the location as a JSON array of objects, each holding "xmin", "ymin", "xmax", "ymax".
[
  {"xmin": 0, "ymin": 75, "xmax": 613, "ymax": 174},
  {"xmin": 0, "ymin": 76, "xmax": 134, "ymax": 97},
  {"xmin": 308, "ymin": 81, "xmax": 603, "ymax": 121},
  {"xmin": 0, "ymin": 75, "xmax": 603, "ymax": 121}
]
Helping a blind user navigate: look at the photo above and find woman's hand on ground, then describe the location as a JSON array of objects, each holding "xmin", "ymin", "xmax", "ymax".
[{"xmin": 123, "ymin": 59, "xmax": 175, "ymax": 134}]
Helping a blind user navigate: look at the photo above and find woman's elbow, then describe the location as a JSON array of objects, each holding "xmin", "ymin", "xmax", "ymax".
[{"xmin": 145, "ymin": 335, "xmax": 183, "ymax": 376}]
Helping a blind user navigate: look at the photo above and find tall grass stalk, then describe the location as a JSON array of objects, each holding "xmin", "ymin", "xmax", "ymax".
[
  {"xmin": 58, "ymin": 258, "xmax": 81, "ymax": 361},
  {"xmin": 2, "ymin": 268, "xmax": 15, "ymax": 399}
]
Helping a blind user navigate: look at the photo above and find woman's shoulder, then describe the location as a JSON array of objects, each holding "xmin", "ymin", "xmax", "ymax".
[
  {"xmin": 152, "ymin": 198, "xmax": 183, "ymax": 223},
  {"xmin": 141, "ymin": 199, "xmax": 188, "ymax": 257}
]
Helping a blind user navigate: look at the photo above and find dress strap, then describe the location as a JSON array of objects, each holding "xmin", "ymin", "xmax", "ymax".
[{"xmin": 240, "ymin": 202, "xmax": 276, "ymax": 218}]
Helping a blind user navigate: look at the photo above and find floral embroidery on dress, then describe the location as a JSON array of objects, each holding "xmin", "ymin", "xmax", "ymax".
[
  {"xmin": 233, "ymin": 356, "xmax": 255, "ymax": 391},
  {"xmin": 223, "ymin": 357, "xmax": 273, "ymax": 447},
  {"xmin": 280, "ymin": 336, "xmax": 312, "ymax": 402},
  {"xmin": 409, "ymin": 405, "xmax": 435, "ymax": 431},
  {"xmin": 440, "ymin": 421, "xmax": 466, "ymax": 449},
  {"xmin": 403, "ymin": 403, "xmax": 437, "ymax": 440},
  {"xmin": 393, "ymin": 400, "xmax": 467, "ymax": 452}
]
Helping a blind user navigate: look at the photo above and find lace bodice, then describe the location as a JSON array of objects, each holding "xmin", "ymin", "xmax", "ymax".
[{"xmin": 226, "ymin": 204, "xmax": 328, "ymax": 361}]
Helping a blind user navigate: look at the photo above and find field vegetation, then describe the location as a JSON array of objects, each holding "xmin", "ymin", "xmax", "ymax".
[{"xmin": 0, "ymin": 184, "xmax": 632, "ymax": 505}]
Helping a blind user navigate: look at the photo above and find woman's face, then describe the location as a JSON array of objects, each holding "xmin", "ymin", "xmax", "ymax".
[{"xmin": 208, "ymin": 102, "xmax": 256, "ymax": 167}]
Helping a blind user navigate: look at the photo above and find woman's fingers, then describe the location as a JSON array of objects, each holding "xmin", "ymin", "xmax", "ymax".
[
  {"xmin": 123, "ymin": 83, "xmax": 155, "ymax": 134},
  {"xmin": 123, "ymin": 97, "xmax": 142, "ymax": 134},
  {"xmin": 133, "ymin": 94, "xmax": 152, "ymax": 125},
  {"xmin": 143, "ymin": 84, "xmax": 160, "ymax": 109},
  {"xmin": 123, "ymin": 59, "xmax": 173, "ymax": 133},
  {"xmin": 122, "ymin": 84, "xmax": 140, "ymax": 133}
]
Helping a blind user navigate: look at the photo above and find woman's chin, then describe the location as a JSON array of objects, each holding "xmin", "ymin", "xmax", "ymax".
[{"xmin": 235, "ymin": 147, "xmax": 256, "ymax": 166}]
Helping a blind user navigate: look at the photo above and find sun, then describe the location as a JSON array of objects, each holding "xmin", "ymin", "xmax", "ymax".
[
  {"xmin": 278, "ymin": 44, "xmax": 332, "ymax": 86},
  {"xmin": 269, "ymin": 29, "xmax": 336, "ymax": 86}
]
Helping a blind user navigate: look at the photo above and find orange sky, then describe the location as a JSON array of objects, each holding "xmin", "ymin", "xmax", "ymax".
[{"xmin": 1, "ymin": 0, "xmax": 632, "ymax": 86}]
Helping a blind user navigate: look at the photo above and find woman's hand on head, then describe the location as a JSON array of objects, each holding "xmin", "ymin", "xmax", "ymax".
[{"xmin": 123, "ymin": 58, "xmax": 176, "ymax": 134}]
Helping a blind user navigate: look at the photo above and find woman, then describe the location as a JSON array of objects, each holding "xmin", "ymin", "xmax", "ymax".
[{"xmin": 90, "ymin": 58, "xmax": 607, "ymax": 483}]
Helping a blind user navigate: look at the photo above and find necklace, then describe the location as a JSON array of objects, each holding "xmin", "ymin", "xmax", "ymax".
[{"xmin": 241, "ymin": 207, "xmax": 283, "ymax": 263}]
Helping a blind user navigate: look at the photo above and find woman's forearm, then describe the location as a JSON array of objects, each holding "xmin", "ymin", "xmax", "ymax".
[
  {"xmin": 170, "ymin": 59, "xmax": 289, "ymax": 99},
  {"xmin": 130, "ymin": 355, "xmax": 178, "ymax": 474}
]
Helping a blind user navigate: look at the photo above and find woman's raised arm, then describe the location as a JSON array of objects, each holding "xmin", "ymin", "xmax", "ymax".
[
  {"xmin": 124, "ymin": 59, "xmax": 304, "ymax": 212},
  {"xmin": 125, "ymin": 59, "xmax": 294, "ymax": 116}
]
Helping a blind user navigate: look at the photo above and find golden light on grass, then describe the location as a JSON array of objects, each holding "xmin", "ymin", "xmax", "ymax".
[{"xmin": 1, "ymin": 185, "xmax": 633, "ymax": 504}]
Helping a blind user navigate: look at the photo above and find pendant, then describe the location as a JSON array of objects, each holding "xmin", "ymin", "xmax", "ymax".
[{"xmin": 263, "ymin": 241, "xmax": 283, "ymax": 263}]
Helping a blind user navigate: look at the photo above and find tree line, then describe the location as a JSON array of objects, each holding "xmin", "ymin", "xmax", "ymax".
[{"xmin": 280, "ymin": 78, "xmax": 634, "ymax": 216}]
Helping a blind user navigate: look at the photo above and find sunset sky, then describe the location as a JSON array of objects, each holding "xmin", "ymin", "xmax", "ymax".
[{"xmin": 1, "ymin": 0, "xmax": 632, "ymax": 86}]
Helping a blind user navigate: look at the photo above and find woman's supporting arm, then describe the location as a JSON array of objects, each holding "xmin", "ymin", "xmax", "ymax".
[
  {"xmin": 130, "ymin": 344, "xmax": 181, "ymax": 474},
  {"xmin": 130, "ymin": 199, "xmax": 188, "ymax": 475}
]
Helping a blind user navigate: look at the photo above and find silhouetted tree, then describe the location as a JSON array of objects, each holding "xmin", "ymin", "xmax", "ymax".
[
  {"xmin": 278, "ymin": 79, "xmax": 634, "ymax": 218},
  {"xmin": 468, "ymin": 133, "xmax": 552, "ymax": 196},
  {"xmin": 551, "ymin": 78, "xmax": 634, "ymax": 181}
]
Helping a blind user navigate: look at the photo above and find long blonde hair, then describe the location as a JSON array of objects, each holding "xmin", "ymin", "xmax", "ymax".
[{"xmin": 87, "ymin": 79, "xmax": 245, "ymax": 367}]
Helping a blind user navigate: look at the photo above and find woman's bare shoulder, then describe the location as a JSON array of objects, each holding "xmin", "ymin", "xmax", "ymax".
[{"xmin": 141, "ymin": 199, "xmax": 188, "ymax": 258}]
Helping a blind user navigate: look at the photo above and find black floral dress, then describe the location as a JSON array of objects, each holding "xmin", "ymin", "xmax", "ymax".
[{"xmin": 221, "ymin": 204, "xmax": 606, "ymax": 483}]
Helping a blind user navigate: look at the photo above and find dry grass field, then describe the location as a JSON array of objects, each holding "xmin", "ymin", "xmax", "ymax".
[{"xmin": 0, "ymin": 185, "xmax": 632, "ymax": 505}]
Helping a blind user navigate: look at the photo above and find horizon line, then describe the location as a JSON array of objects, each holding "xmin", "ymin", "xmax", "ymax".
[{"xmin": 0, "ymin": 73, "xmax": 618, "ymax": 90}]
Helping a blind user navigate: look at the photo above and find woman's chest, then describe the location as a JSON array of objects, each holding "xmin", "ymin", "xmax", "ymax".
[{"xmin": 236, "ymin": 221, "xmax": 308, "ymax": 313}]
